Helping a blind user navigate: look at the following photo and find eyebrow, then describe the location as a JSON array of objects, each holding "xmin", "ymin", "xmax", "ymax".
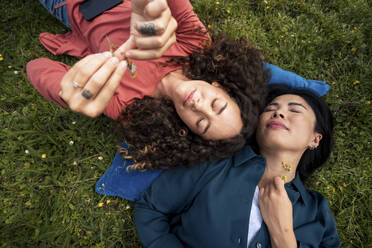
[
  {"xmin": 267, "ymin": 102, "xmax": 307, "ymax": 110},
  {"xmin": 202, "ymin": 122, "xmax": 211, "ymax": 134},
  {"xmin": 288, "ymin": 102, "xmax": 307, "ymax": 110}
]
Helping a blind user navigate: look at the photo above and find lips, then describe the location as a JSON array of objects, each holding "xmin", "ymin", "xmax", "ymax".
[
  {"xmin": 267, "ymin": 120, "xmax": 288, "ymax": 130},
  {"xmin": 183, "ymin": 89, "xmax": 196, "ymax": 107}
]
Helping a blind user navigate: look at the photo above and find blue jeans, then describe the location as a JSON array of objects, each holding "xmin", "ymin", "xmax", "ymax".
[{"xmin": 39, "ymin": 0, "xmax": 71, "ymax": 28}]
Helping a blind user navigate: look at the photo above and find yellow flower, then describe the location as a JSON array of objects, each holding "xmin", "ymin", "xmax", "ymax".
[
  {"xmin": 208, "ymin": 24, "xmax": 211, "ymax": 29},
  {"xmin": 216, "ymin": 1, "xmax": 220, "ymax": 5},
  {"xmin": 98, "ymin": 202, "xmax": 104, "ymax": 207},
  {"xmin": 0, "ymin": 57, "xmax": 3, "ymax": 61},
  {"xmin": 102, "ymin": 183, "xmax": 105, "ymax": 187},
  {"xmin": 41, "ymin": 154, "xmax": 46, "ymax": 159},
  {"xmin": 351, "ymin": 48, "xmax": 356, "ymax": 52},
  {"xmin": 215, "ymin": 7, "xmax": 218, "ymax": 10},
  {"xmin": 353, "ymin": 80, "xmax": 360, "ymax": 85},
  {"xmin": 73, "ymin": 161, "xmax": 78, "ymax": 166},
  {"xmin": 343, "ymin": 183, "xmax": 347, "ymax": 187},
  {"xmin": 106, "ymin": 200, "xmax": 111, "ymax": 204},
  {"xmin": 332, "ymin": 187, "xmax": 335, "ymax": 193},
  {"xmin": 226, "ymin": 9, "xmax": 230, "ymax": 14},
  {"xmin": 366, "ymin": 101, "xmax": 371, "ymax": 105}
]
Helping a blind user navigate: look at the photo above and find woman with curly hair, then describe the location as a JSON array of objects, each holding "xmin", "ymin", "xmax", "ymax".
[
  {"xmin": 134, "ymin": 84, "xmax": 340, "ymax": 247},
  {"xmin": 27, "ymin": 0, "xmax": 267, "ymax": 170}
]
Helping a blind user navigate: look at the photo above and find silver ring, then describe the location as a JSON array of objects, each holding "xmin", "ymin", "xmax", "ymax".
[{"xmin": 72, "ymin": 81, "xmax": 82, "ymax": 88}]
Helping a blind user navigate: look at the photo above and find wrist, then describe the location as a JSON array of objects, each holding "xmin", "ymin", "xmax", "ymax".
[{"xmin": 269, "ymin": 228, "xmax": 297, "ymax": 248}]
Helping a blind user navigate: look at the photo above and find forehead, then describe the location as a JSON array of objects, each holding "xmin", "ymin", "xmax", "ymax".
[{"xmin": 270, "ymin": 94, "xmax": 310, "ymax": 107}]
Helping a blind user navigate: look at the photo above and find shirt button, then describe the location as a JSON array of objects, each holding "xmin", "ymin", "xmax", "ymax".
[{"xmin": 256, "ymin": 243, "xmax": 262, "ymax": 248}]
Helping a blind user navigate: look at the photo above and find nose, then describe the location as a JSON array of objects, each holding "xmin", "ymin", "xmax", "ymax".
[
  {"xmin": 272, "ymin": 111, "xmax": 284, "ymax": 119},
  {"xmin": 192, "ymin": 98, "xmax": 213, "ymax": 116}
]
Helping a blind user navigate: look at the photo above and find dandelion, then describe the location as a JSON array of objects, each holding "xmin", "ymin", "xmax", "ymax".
[
  {"xmin": 98, "ymin": 202, "xmax": 104, "ymax": 207},
  {"xmin": 226, "ymin": 9, "xmax": 230, "ymax": 14},
  {"xmin": 106, "ymin": 200, "xmax": 111, "ymax": 204},
  {"xmin": 281, "ymin": 175, "xmax": 287, "ymax": 182},
  {"xmin": 41, "ymin": 154, "xmax": 46, "ymax": 159},
  {"xmin": 215, "ymin": 7, "xmax": 218, "ymax": 10},
  {"xmin": 207, "ymin": 24, "xmax": 211, "ymax": 29},
  {"xmin": 73, "ymin": 161, "xmax": 78, "ymax": 166},
  {"xmin": 354, "ymin": 26, "xmax": 358, "ymax": 30},
  {"xmin": 216, "ymin": 1, "xmax": 220, "ymax": 5},
  {"xmin": 281, "ymin": 161, "xmax": 292, "ymax": 172},
  {"xmin": 353, "ymin": 80, "xmax": 360, "ymax": 85},
  {"xmin": 14, "ymin": 71, "xmax": 19, "ymax": 74},
  {"xmin": 366, "ymin": 101, "xmax": 371, "ymax": 105},
  {"xmin": 98, "ymin": 156, "xmax": 103, "ymax": 160},
  {"xmin": 0, "ymin": 54, "xmax": 3, "ymax": 61},
  {"xmin": 351, "ymin": 48, "xmax": 357, "ymax": 52},
  {"xmin": 102, "ymin": 183, "xmax": 105, "ymax": 187},
  {"xmin": 69, "ymin": 140, "xmax": 74, "ymax": 145},
  {"xmin": 25, "ymin": 149, "xmax": 29, "ymax": 154},
  {"xmin": 332, "ymin": 187, "xmax": 335, "ymax": 193}
]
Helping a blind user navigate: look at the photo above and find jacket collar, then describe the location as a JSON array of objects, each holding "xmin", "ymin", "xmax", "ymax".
[
  {"xmin": 232, "ymin": 145, "xmax": 263, "ymax": 167},
  {"xmin": 232, "ymin": 145, "xmax": 310, "ymax": 205},
  {"xmin": 285, "ymin": 172, "xmax": 310, "ymax": 206}
]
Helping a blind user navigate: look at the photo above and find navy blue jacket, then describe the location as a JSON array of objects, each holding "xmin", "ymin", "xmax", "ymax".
[{"xmin": 135, "ymin": 145, "xmax": 340, "ymax": 248}]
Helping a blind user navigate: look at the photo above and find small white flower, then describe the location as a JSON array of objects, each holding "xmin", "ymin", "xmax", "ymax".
[
  {"xmin": 72, "ymin": 121, "xmax": 76, "ymax": 125},
  {"xmin": 25, "ymin": 149, "xmax": 29, "ymax": 154},
  {"xmin": 13, "ymin": 71, "xmax": 19, "ymax": 74},
  {"xmin": 125, "ymin": 204, "xmax": 131, "ymax": 210},
  {"xmin": 98, "ymin": 156, "xmax": 103, "ymax": 160},
  {"xmin": 69, "ymin": 140, "xmax": 74, "ymax": 145}
]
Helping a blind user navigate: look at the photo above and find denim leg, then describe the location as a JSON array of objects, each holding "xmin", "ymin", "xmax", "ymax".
[{"xmin": 39, "ymin": 0, "xmax": 71, "ymax": 28}]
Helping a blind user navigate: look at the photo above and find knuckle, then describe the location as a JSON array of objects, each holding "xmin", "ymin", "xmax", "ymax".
[
  {"xmin": 153, "ymin": 37, "xmax": 164, "ymax": 47},
  {"xmin": 85, "ymin": 108, "xmax": 99, "ymax": 118},
  {"xmin": 69, "ymin": 103, "xmax": 81, "ymax": 113},
  {"xmin": 90, "ymin": 77, "xmax": 103, "ymax": 88}
]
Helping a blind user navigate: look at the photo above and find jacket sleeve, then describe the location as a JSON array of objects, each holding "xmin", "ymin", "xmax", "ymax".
[
  {"xmin": 317, "ymin": 197, "xmax": 340, "ymax": 248},
  {"xmin": 296, "ymin": 196, "xmax": 340, "ymax": 248},
  {"xmin": 26, "ymin": 58, "xmax": 70, "ymax": 108},
  {"xmin": 134, "ymin": 163, "xmax": 213, "ymax": 248},
  {"xmin": 163, "ymin": 0, "xmax": 210, "ymax": 56}
]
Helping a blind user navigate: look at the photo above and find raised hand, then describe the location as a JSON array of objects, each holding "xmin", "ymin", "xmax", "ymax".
[
  {"xmin": 258, "ymin": 177, "xmax": 297, "ymax": 248},
  {"xmin": 114, "ymin": 0, "xmax": 177, "ymax": 60},
  {"xmin": 59, "ymin": 52, "xmax": 127, "ymax": 118}
]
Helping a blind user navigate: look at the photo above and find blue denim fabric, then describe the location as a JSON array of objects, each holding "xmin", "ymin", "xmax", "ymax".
[{"xmin": 39, "ymin": 0, "xmax": 71, "ymax": 28}]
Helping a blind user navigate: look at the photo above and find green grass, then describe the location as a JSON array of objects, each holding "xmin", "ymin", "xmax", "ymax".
[{"xmin": 0, "ymin": 0, "xmax": 371, "ymax": 247}]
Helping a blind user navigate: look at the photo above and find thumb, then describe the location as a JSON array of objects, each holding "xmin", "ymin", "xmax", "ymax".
[
  {"xmin": 114, "ymin": 36, "xmax": 137, "ymax": 60},
  {"xmin": 273, "ymin": 176, "xmax": 285, "ymax": 191}
]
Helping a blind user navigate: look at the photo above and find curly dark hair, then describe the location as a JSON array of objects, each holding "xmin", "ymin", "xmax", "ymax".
[{"xmin": 117, "ymin": 35, "xmax": 268, "ymax": 170}]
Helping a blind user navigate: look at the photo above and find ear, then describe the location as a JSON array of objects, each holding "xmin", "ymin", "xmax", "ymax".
[
  {"xmin": 309, "ymin": 132, "xmax": 323, "ymax": 149},
  {"xmin": 211, "ymin": 81, "xmax": 221, "ymax": 87}
]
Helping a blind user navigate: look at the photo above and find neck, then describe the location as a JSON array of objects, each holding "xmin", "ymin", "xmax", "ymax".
[
  {"xmin": 153, "ymin": 70, "xmax": 186, "ymax": 99},
  {"xmin": 258, "ymin": 148, "xmax": 303, "ymax": 187}
]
